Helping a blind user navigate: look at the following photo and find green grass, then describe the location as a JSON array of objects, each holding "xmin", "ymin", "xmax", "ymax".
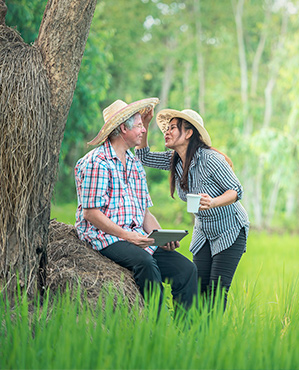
[
  {"xmin": 16, "ymin": 203, "xmax": 297, "ymax": 369},
  {"xmin": 1, "ymin": 268, "xmax": 299, "ymax": 370},
  {"xmin": 51, "ymin": 202, "xmax": 77, "ymax": 225}
]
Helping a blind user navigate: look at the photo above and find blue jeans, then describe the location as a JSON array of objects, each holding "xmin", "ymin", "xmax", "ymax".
[
  {"xmin": 193, "ymin": 227, "xmax": 246, "ymax": 310},
  {"xmin": 100, "ymin": 241, "xmax": 198, "ymax": 310}
]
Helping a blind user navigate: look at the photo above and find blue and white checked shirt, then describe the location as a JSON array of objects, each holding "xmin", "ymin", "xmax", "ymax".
[
  {"xmin": 135, "ymin": 146, "xmax": 249, "ymax": 256},
  {"xmin": 75, "ymin": 140, "xmax": 157, "ymax": 255}
]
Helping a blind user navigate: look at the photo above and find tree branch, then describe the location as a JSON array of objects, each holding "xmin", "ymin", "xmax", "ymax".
[{"xmin": 0, "ymin": 0, "xmax": 7, "ymax": 26}]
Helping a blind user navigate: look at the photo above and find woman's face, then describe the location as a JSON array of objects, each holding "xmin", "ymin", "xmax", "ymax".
[{"xmin": 164, "ymin": 118, "xmax": 191, "ymax": 150}]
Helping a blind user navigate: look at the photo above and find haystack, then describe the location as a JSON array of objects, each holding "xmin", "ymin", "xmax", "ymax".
[{"xmin": 47, "ymin": 220, "xmax": 143, "ymax": 309}]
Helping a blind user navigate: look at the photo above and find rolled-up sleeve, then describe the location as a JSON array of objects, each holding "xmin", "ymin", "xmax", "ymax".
[
  {"xmin": 135, "ymin": 146, "xmax": 172, "ymax": 170},
  {"xmin": 82, "ymin": 159, "xmax": 109, "ymax": 209},
  {"xmin": 208, "ymin": 154, "xmax": 243, "ymax": 200}
]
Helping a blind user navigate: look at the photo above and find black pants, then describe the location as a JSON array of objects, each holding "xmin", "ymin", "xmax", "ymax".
[
  {"xmin": 100, "ymin": 241, "xmax": 198, "ymax": 310},
  {"xmin": 193, "ymin": 228, "xmax": 246, "ymax": 311}
]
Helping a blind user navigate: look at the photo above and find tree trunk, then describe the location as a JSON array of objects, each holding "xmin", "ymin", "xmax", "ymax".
[
  {"xmin": 232, "ymin": 0, "xmax": 249, "ymax": 133},
  {"xmin": 285, "ymin": 107, "xmax": 298, "ymax": 220},
  {"xmin": 232, "ymin": 0, "xmax": 253, "ymax": 221},
  {"xmin": 0, "ymin": 0, "xmax": 97, "ymax": 301},
  {"xmin": 265, "ymin": 170, "xmax": 282, "ymax": 228},
  {"xmin": 194, "ymin": 0, "xmax": 205, "ymax": 115},
  {"xmin": 250, "ymin": 6, "xmax": 271, "ymax": 97},
  {"xmin": 159, "ymin": 55, "xmax": 175, "ymax": 111},
  {"xmin": 253, "ymin": 156, "xmax": 263, "ymax": 229},
  {"xmin": 263, "ymin": 12, "xmax": 288, "ymax": 128},
  {"xmin": 183, "ymin": 60, "xmax": 192, "ymax": 108},
  {"xmin": 286, "ymin": 189, "xmax": 296, "ymax": 219}
]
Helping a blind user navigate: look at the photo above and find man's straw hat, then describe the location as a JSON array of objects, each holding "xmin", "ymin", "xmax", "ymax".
[
  {"xmin": 156, "ymin": 108, "xmax": 212, "ymax": 146},
  {"xmin": 88, "ymin": 97, "xmax": 159, "ymax": 146}
]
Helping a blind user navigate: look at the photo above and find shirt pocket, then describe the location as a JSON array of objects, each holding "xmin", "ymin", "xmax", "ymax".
[{"xmin": 105, "ymin": 185, "xmax": 126, "ymax": 219}]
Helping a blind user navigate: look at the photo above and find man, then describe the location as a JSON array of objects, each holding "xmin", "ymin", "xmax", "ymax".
[{"xmin": 75, "ymin": 98, "xmax": 197, "ymax": 310}]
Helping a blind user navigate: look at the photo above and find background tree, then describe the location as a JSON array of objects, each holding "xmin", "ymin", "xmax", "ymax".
[
  {"xmin": 0, "ymin": 0, "xmax": 97, "ymax": 299},
  {"xmin": 48, "ymin": 0, "xmax": 298, "ymax": 230}
]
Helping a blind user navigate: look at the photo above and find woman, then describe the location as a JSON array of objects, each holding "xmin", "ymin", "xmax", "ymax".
[{"xmin": 135, "ymin": 108, "xmax": 249, "ymax": 311}]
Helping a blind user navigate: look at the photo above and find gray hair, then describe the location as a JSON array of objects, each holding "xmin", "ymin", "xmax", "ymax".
[{"xmin": 109, "ymin": 113, "xmax": 137, "ymax": 139}]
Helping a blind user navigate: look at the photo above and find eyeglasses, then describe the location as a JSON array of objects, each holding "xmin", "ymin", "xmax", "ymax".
[{"xmin": 133, "ymin": 123, "xmax": 145, "ymax": 129}]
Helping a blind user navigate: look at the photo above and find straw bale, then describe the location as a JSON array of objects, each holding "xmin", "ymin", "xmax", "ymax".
[{"xmin": 47, "ymin": 220, "xmax": 143, "ymax": 309}]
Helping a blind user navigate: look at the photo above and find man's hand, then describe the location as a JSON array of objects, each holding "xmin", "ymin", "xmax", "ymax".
[
  {"xmin": 159, "ymin": 241, "xmax": 180, "ymax": 251},
  {"xmin": 125, "ymin": 230, "xmax": 155, "ymax": 249}
]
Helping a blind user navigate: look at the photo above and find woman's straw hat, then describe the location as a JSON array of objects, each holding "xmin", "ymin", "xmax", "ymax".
[
  {"xmin": 156, "ymin": 108, "xmax": 212, "ymax": 146},
  {"xmin": 88, "ymin": 97, "xmax": 160, "ymax": 146}
]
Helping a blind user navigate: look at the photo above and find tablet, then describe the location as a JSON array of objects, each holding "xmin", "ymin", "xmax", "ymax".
[{"xmin": 147, "ymin": 229, "xmax": 189, "ymax": 246}]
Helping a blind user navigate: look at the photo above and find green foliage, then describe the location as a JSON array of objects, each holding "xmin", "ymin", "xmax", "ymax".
[
  {"xmin": 8, "ymin": 1, "xmax": 299, "ymax": 226},
  {"xmin": 1, "ymin": 232, "xmax": 299, "ymax": 369},
  {"xmin": 5, "ymin": 0, "xmax": 47, "ymax": 43},
  {"xmin": 54, "ymin": 4, "xmax": 114, "ymax": 203}
]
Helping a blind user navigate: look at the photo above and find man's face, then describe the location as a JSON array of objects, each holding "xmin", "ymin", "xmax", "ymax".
[{"xmin": 126, "ymin": 113, "xmax": 146, "ymax": 147}]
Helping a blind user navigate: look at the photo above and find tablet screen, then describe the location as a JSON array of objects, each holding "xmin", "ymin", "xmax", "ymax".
[{"xmin": 147, "ymin": 229, "xmax": 188, "ymax": 246}]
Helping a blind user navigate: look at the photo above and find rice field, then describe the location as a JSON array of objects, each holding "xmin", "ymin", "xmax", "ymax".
[{"xmin": 0, "ymin": 205, "xmax": 298, "ymax": 369}]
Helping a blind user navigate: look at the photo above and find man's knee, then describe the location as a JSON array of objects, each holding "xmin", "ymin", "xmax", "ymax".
[
  {"xmin": 181, "ymin": 260, "xmax": 197, "ymax": 284},
  {"xmin": 190, "ymin": 262, "xmax": 197, "ymax": 278},
  {"xmin": 133, "ymin": 253, "xmax": 161, "ymax": 279}
]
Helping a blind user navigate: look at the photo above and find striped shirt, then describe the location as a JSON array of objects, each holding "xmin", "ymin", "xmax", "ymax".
[
  {"xmin": 75, "ymin": 140, "xmax": 157, "ymax": 255},
  {"xmin": 135, "ymin": 146, "xmax": 249, "ymax": 257}
]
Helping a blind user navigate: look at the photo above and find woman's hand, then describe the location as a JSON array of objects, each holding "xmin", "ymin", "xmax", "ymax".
[
  {"xmin": 199, "ymin": 190, "xmax": 238, "ymax": 210},
  {"xmin": 141, "ymin": 108, "xmax": 154, "ymax": 128},
  {"xmin": 199, "ymin": 193, "xmax": 215, "ymax": 210},
  {"xmin": 136, "ymin": 109, "xmax": 154, "ymax": 150}
]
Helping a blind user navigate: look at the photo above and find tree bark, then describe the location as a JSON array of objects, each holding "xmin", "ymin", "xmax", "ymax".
[
  {"xmin": 0, "ymin": 0, "xmax": 7, "ymax": 26},
  {"xmin": 0, "ymin": 0, "xmax": 97, "ymax": 301}
]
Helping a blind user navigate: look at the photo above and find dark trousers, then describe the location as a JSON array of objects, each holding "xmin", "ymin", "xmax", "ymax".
[
  {"xmin": 100, "ymin": 241, "xmax": 198, "ymax": 310},
  {"xmin": 193, "ymin": 228, "xmax": 246, "ymax": 310}
]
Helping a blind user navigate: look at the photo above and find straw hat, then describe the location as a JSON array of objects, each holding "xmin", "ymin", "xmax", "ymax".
[
  {"xmin": 88, "ymin": 97, "xmax": 160, "ymax": 146},
  {"xmin": 156, "ymin": 108, "xmax": 212, "ymax": 146}
]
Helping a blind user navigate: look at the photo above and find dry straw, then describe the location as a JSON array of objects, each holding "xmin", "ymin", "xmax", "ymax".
[{"xmin": 47, "ymin": 220, "xmax": 143, "ymax": 309}]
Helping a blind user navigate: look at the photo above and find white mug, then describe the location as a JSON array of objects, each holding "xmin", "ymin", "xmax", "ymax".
[{"xmin": 186, "ymin": 193, "xmax": 201, "ymax": 213}]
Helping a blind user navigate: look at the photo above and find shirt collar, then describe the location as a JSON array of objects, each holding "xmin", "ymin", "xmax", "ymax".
[
  {"xmin": 103, "ymin": 139, "xmax": 136, "ymax": 162},
  {"xmin": 175, "ymin": 147, "xmax": 202, "ymax": 171},
  {"xmin": 190, "ymin": 147, "xmax": 202, "ymax": 169}
]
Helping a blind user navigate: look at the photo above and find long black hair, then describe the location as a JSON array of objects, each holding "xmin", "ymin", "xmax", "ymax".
[{"xmin": 169, "ymin": 118, "xmax": 233, "ymax": 198}]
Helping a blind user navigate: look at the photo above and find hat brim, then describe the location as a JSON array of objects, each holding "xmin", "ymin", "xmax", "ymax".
[
  {"xmin": 88, "ymin": 97, "xmax": 160, "ymax": 146},
  {"xmin": 156, "ymin": 109, "xmax": 212, "ymax": 146}
]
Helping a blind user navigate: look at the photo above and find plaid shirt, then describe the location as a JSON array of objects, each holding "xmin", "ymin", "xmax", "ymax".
[{"xmin": 75, "ymin": 140, "xmax": 157, "ymax": 254}]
